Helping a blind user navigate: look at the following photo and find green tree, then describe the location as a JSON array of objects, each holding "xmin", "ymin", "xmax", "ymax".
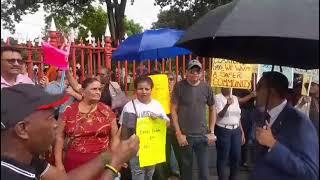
[
  {"xmin": 153, "ymin": 0, "xmax": 231, "ymax": 29},
  {"xmin": 42, "ymin": 6, "xmax": 142, "ymax": 43},
  {"xmin": 1, "ymin": 0, "xmax": 135, "ymax": 42},
  {"xmin": 124, "ymin": 19, "xmax": 143, "ymax": 37},
  {"xmin": 152, "ymin": 8, "xmax": 193, "ymax": 30}
]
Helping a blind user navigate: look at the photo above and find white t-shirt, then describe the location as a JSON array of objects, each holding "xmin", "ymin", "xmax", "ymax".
[
  {"xmin": 119, "ymin": 99, "xmax": 169, "ymax": 126},
  {"xmin": 215, "ymin": 93, "xmax": 241, "ymax": 125}
]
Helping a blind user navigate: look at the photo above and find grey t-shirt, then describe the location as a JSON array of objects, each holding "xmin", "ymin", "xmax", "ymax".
[{"xmin": 172, "ymin": 80, "xmax": 215, "ymax": 135}]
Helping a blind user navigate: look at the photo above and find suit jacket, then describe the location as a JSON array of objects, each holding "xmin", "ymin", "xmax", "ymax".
[{"xmin": 252, "ymin": 105, "xmax": 319, "ymax": 180}]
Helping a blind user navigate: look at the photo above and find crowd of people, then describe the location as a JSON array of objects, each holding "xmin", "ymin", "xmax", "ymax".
[{"xmin": 1, "ymin": 46, "xmax": 319, "ymax": 180}]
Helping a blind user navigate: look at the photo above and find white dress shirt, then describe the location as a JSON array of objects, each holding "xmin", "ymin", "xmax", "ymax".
[{"xmin": 267, "ymin": 99, "xmax": 287, "ymax": 127}]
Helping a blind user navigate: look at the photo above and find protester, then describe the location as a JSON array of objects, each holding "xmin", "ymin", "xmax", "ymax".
[
  {"xmin": 120, "ymin": 76, "xmax": 170, "ymax": 180},
  {"xmin": 215, "ymin": 88, "xmax": 246, "ymax": 180},
  {"xmin": 39, "ymin": 69, "xmax": 82, "ymax": 114},
  {"xmin": 1, "ymin": 84, "xmax": 139, "ymax": 180},
  {"xmin": 233, "ymin": 88, "xmax": 257, "ymax": 168},
  {"xmin": 96, "ymin": 67, "xmax": 123, "ymax": 108},
  {"xmin": 21, "ymin": 62, "xmax": 29, "ymax": 76},
  {"xmin": 136, "ymin": 62, "xmax": 148, "ymax": 77},
  {"xmin": 54, "ymin": 78, "xmax": 118, "ymax": 176},
  {"xmin": 152, "ymin": 72, "xmax": 180, "ymax": 180},
  {"xmin": 46, "ymin": 66, "xmax": 59, "ymax": 82},
  {"xmin": 308, "ymin": 80, "xmax": 319, "ymax": 135},
  {"xmin": 171, "ymin": 59, "xmax": 216, "ymax": 180},
  {"xmin": 295, "ymin": 79, "xmax": 319, "ymax": 136},
  {"xmin": 252, "ymin": 71, "xmax": 319, "ymax": 180},
  {"xmin": 1, "ymin": 46, "xmax": 34, "ymax": 89}
]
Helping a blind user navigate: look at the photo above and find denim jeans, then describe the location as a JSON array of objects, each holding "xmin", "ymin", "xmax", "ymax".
[
  {"xmin": 178, "ymin": 135, "xmax": 209, "ymax": 180},
  {"xmin": 129, "ymin": 156, "xmax": 155, "ymax": 180},
  {"xmin": 154, "ymin": 128, "xmax": 180, "ymax": 179},
  {"xmin": 215, "ymin": 125, "xmax": 242, "ymax": 180}
]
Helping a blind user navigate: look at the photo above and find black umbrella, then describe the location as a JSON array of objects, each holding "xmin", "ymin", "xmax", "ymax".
[{"xmin": 176, "ymin": 0, "xmax": 319, "ymax": 69}]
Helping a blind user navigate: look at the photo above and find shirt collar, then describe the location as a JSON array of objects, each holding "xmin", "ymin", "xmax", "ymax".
[{"xmin": 267, "ymin": 99, "xmax": 287, "ymax": 126}]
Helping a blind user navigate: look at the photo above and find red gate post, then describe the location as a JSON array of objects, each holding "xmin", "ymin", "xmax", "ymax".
[
  {"xmin": 125, "ymin": 60, "xmax": 128, "ymax": 95},
  {"xmin": 89, "ymin": 47, "xmax": 93, "ymax": 77},
  {"xmin": 6, "ymin": 37, "xmax": 10, "ymax": 46},
  {"xmin": 162, "ymin": 58, "xmax": 165, "ymax": 73},
  {"xmin": 38, "ymin": 49, "xmax": 43, "ymax": 79},
  {"xmin": 155, "ymin": 60, "xmax": 158, "ymax": 72},
  {"xmin": 27, "ymin": 40, "xmax": 33, "ymax": 79},
  {"xmin": 148, "ymin": 60, "xmax": 151, "ymax": 74},
  {"xmin": 117, "ymin": 61, "xmax": 121, "ymax": 84},
  {"xmin": 169, "ymin": 58, "xmax": 172, "ymax": 73},
  {"xmin": 97, "ymin": 39, "xmax": 101, "ymax": 73},
  {"xmin": 80, "ymin": 38, "xmax": 85, "ymax": 82},
  {"xmin": 72, "ymin": 45, "xmax": 76, "ymax": 78},
  {"xmin": 175, "ymin": 56, "xmax": 179, "ymax": 82},
  {"xmin": 105, "ymin": 36, "xmax": 112, "ymax": 70},
  {"xmin": 133, "ymin": 60, "xmax": 136, "ymax": 80},
  {"xmin": 182, "ymin": 55, "xmax": 186, "ymax": 79}
]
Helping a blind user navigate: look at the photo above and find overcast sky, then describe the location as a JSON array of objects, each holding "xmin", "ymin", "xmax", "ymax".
[{"xmin": 1, "ymin": 0, "xmax": 162, "ymax": 41}]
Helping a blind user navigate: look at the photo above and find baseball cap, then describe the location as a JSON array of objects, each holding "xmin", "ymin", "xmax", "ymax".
[
  {"xmin": 187, "ymin": 59, "xmax": 202, "ymax": 70},
  {"xmin": 1, "ymin": 84, "xmax": 69, "ymax": 130}
]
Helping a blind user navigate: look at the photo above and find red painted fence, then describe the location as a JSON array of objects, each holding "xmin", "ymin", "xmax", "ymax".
[{"xmin": 4, "ymin": 35, "xmax": 211, "ymax": 94}]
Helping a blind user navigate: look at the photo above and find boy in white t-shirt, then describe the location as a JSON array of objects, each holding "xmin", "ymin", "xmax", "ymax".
[{"xmin": 120, "ymin": 76, "xmax": 169, "ymax": 180}]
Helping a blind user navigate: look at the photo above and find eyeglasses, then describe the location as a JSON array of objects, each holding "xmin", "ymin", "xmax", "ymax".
[
  {"xmin": 2, "ymin": 59, "xmax": 25, "ymax": 65},
  {"xmin": 188, "ymin": 70, "xmax": 200, "ymax": 75}
]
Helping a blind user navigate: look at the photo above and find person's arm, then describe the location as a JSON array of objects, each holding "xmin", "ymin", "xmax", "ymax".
[
  {"xmin": 207, "ymin": 86, "xmax": 217, "ymax": 133},
  {"xmin": 44, "ymin": 127, "xmax": 140, "ymax": 180},
  {"xmin": 238, "ymin": 91, "xmax": 256, "ymax": 105},
  {"xmin": 171, "ymin": 103, "xmax": 181, "ymax": 134},
  {"xmin": 218, "ymin": 99, "xmax": 232, "ymax": 118},
  {"xmin": 66, "ymin": 70, "xmax": 81, "ymax": 93},
  {"xmin": 111, "ymin": 116, "xmax": 118, "ymax": 138},
  {"xmin": 258, "ymin": 119, "xmax": 318, "ymax": 179},
  {"xmin": 54, "ymin": 116, "xmax": 66, "ymax": 171},
  {"xmin": 65, "ymin": 86, "xmax": 82, "ymax": 101},
  {"xmin": 208, "ymin": 105, "xmax": 217, "ymax": 133},
  {"xmin": 43, "ymin": 151, "xmax": 114, "ymax": 180},
  {"xmin": 239, "ymin": 121, "xmax": 245, "ymax": 145}
]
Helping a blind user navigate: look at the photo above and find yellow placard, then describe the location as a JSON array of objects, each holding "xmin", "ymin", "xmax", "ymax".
[
  {"xmin": 211, "ymin": 58, "xmax": 254, "ymax": 89},
  {"xmin": 136, "ymin": 117, "xmax": 167, "ymax": 167},
  {"xmin": 301, "ymin": 74, "xmax": 312, "ymax": 96},
  {"xmin": 149, "ymin": 74, "xmax": 171, "ymax": 114}
]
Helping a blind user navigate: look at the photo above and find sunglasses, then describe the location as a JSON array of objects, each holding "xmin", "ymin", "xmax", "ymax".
[{"xmin": 2, "ymin": 59, "xmax": 25, "ymax": 65}]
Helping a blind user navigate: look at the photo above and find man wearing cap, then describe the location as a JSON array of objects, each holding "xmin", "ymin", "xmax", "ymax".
[
  {"xmin": 1, "ymin": 46, "xmax": 34, "ymax": 89},
  {"xmin": 1, "ymin": 84, "xmax": 140, "ymax": 180},
  {"xmin": 171, "ymin": 59, "xmax": 216, "ymax": 180}
]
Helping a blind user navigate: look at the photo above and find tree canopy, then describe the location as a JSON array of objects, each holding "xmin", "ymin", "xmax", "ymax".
[
  {"xmin": 1, "ymin": 0, "xmax": 134, "ymax": 42},
  {"xmin": 42, "ymin": 5, "xmax": 142, "ymax": 43},
  {"xmin": 153, "ymin": 0, "xmax": 231, "ymax": 29}
]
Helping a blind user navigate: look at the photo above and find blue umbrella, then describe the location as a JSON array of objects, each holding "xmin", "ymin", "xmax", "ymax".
[{"xmin": 112, "ymin": 28, "xmax": 191, "ymax": 61}]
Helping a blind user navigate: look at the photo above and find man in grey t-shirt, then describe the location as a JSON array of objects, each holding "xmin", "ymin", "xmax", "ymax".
[{"xmin": 171, "ymin": 59, "xmax": 217, "ymax": 180}]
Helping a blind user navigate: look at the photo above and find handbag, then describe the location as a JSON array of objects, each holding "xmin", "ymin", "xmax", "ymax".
[{"xmin": 109, "ymin": 82, "xmax": 130, "ymax": 109}]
